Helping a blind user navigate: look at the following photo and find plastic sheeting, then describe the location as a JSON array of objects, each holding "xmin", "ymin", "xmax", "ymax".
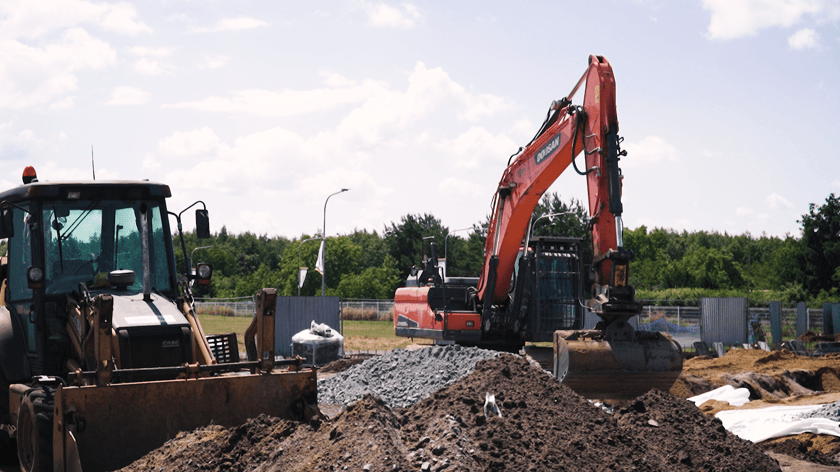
[{"xmin": 688, "ymin": 387, "xmax": 840, "ymax": 443}]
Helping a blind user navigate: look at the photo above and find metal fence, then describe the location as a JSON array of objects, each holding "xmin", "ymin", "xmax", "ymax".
[
  {"xmin": 195, "ymin": 297, "xmax": 831, "ymax": 350},
  {"xmin": 195, "ymin": 298, "xmax": 395, "ymax": 321},
  {"xmin": 195, "ymin": 298, "xmax": 256, "ymax": 316},
  {"xmin": 340, "ymin": 299, "xmax": 395, "ymax": 321}
]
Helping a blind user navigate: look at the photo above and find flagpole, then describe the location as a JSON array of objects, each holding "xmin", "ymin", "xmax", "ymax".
[{"xmin": 321, "ymin": 189, "xmax": 349, "ymax": 296}]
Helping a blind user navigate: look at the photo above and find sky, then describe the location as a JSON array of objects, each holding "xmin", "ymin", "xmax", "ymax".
[{"xmin": 1, "ymin": 0, "xmax": 838, "ymax": 242}]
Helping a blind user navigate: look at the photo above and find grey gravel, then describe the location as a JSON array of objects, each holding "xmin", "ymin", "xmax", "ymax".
[
  {"xmin": 798, "ymin": 399, "xmax": 840, "ymax": 422},
  {"xmin": 318, "ymin": 345, "xmax": 501, "ymax": 408}
]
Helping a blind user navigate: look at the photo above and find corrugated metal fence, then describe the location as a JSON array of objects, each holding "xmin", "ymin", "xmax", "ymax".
[
  {"xmin": 195, "ymin": 297, "xmax": 832, "ymax": 351},
  {"xmin": 274, "ymin": 296, "xmax": 340, "ymax": 358}
]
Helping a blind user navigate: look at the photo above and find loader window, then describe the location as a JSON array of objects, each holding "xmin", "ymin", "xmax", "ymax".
[
  {"xmin": 6, "ymin": 204, "xmax": 36, "ymax": 353},
  {"xmin": 42, "ymin": 200, "xmax": 175, "ymax": 295},
  {"xmin": 7, "ymin": 205, "xmax": 33, "ymax": 302}
]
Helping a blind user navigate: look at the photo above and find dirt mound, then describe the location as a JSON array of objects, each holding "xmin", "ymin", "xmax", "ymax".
[
  {"xmin": 318, "ymin": 357, "xmax": 365, "ymax": 373},
  {"xmin": 762, "ymin": 436, "xmax": 840, "ymax": 466},
  {"xmin": 614, "ymin": 389, "xmax": 780, "ymax": 471},
  {"xmin": 678, "ymin": 347, "xmax": 840, "ymax": 400},
  {"xmin": 119, "ymin": 415, "xmax": 300, "ymax": 472},
  {"xmin": 122, "ymin": 354, "xmax": 782, "ymax": 472}
]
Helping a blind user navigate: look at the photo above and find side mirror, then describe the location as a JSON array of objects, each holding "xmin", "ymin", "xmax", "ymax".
[
  {"xmin": 0, "ymin": 206, "xmax": 14, "ymax": 239},
  {"xmin": 196, "ymin": 209, "xmax": 210, "ymax": 239}
]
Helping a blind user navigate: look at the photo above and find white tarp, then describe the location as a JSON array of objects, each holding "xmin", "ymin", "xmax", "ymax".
[
  {"xmin": 716, "ymin": 405, "xmax": 840, "ymax": 443},
  {"xmin": 291, "ymin": 321, "xmax": 345, "ymax": 358},
  {"xmin": 688, "ymin": 387, "xmax": 840, "ymax": 443},
  {"xmin": 688, "ymin": 385, "xmax": 751, "ymax": 407}
]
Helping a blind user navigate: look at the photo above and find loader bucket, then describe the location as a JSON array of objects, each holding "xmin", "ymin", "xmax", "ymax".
[
  {"xmin": 554, "ymin": 330, "xmax": 683, "ymax": 401},
  {"xmin": 53, "ymin": 369, "xmax": 319, "ymax": 472}
]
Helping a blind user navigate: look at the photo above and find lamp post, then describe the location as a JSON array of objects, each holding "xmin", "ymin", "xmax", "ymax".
[
  {"xmin": 322, "ymin": 189, "xmax": 349, "ymax": 296},
  {"xmin": 298, "ymin": 237, "xmax": 319, "ymax": 296},
  {"xmin": 190, "ymin": 246, "xmax": 211, "ymax": 273},
  {"xmin": 525, "ymin": 211, "xmax": 573, "ymax": 250}
]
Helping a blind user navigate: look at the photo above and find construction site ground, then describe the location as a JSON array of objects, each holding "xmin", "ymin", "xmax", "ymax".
[{"xmin": 3, "ymin": 345, "xmax": 840, "ymax": 471}]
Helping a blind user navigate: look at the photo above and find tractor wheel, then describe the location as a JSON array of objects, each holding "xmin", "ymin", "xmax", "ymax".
[
  {"xmin": 16, "ymin": 390, "xmax": 52, "ymax": 472},
  {"xmin": 0, "ymin": 370, "xmax": 15, "ymax": 464}
]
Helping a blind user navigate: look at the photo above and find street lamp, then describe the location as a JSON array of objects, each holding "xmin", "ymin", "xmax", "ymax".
[
  {"xmin": 322, "ymin": 188, "xmax": 349, "ymax": 296},
  {"xmin": 190, "ymin": 246, "xmax": 211, "ymax": 273},
  {"xmin": 524, "ymin": 211, "xmax": 573, "ymax": 250},
  {"xmin": 298, "ymin": 237, "xmax": 319, "ymax": 296}
]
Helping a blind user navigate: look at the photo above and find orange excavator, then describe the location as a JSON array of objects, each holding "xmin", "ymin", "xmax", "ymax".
[{"xmin": 394, "ymin": 55, "xmax": 682, "ymax": 400}]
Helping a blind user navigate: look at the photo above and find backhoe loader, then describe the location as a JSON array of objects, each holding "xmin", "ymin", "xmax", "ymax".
[{"xmin": 0, "ymin": 167, "xmax": 319, "ymax": 471}]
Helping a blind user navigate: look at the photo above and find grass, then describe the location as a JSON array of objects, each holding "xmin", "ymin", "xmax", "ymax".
[
  {"xmin": 198, "ymin": 314, "xmax": 253, "ymax": 354},
  {"xmin": 197, "ymin": 316, "xmax": 423, "ymax": 354},
  {"xmin": 341, "ymin": 320, "xmax": 424, "ymax": 351}
]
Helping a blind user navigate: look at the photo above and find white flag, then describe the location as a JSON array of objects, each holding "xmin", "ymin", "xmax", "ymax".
[
  {"xmin": 298, "ymin": 267, "xmax": 308, "ymax": 288},
  {"xmin": 315, "ymin": 240, "xmax": 325, "ymax": 274}
]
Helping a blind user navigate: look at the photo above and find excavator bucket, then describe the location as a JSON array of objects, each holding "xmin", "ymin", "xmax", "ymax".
[
  {"xmin": 554, "ymin": 329, "xmax": 683, "ymax": 401},
  {"xmin": 53, "ymin": 367, "xmax": 319, "ymax": 472}
]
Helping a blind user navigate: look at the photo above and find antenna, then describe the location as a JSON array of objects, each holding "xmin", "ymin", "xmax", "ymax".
[{"xmin": 91, "ymin": 145, "xmax": 96, "ymax": 180}]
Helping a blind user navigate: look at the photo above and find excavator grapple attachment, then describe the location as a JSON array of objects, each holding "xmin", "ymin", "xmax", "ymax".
[
  {"xmin": 53, "ymin": 367, "xmax": 319, "ymax": 472},
  {"xmin": 553, "ymin": 328, "xmax": 683, "ymax": 401}
]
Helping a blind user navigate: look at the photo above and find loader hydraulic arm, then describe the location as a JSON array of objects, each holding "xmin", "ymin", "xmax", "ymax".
[{"xmin": 477, "ymin": 55, "xmax": 638, "ymax": 323}]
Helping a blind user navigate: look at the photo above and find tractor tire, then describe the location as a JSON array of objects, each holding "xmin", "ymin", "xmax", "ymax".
[
  {"xmin": 16, "ymin": 390, "xmax": 52, "ymax": 472},
  {"xmin": 0, "ymin": 370, "xmax": 15, "ymax": 465}
]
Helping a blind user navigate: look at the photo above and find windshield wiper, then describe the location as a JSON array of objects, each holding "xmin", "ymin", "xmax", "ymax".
[{"xmin": 61, "ymin": 196, "xmax": 103, "ymax": 242}]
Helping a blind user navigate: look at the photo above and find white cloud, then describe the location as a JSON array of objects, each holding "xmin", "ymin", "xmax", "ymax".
[
  {"xmin": 0, "ymin": 0, "xmax": 150, "ymax": 39},
  {"xmin": 133, "ymin": 58, "xmax": 171, "ymax": 76},
  {"xmin": 320, "ymin": 70, "xmax": 356, "ymax": 88},
  {"xmin": 106, "ymin": 86, "xmax": 151, "ymax": 105},
  {"xmin": 129, "ymin": 46, "xmax": 173, "ymax": 57},
  {"xmin": 364, "ymin": 2, "xmax": 422, "ymax": 29},
  {"xmin": 192, "ymin": 17, "xmax": 268, "ymax": 33},
  {"xmin": 440, "ymin": 126, "xmax": 517, "ymax": 169},
  {"xmin": 197, "ymin": 55, "xmax": 228, "ymax": 70},
  {"xmin": 788, "ymin": 27, "xmax": 818, "ymax": 49},
  {"xmin": 622, "ymin": 136, "xmax": 679, "ymax": 165},
  {"xmin": 0, "ymin": 28, "xmax": 117, "ymax": 109},
  {"xmin": 702, "ymin": 0, "xmax": 824, "ymax": 40},
  {"xmin": 736, "ymin": 207, "xmax": 755, "ymax": 217},
  {"xmin": 158, "ymin": 127, "xmax": 224, "ymax": 157},
  {"xmin": 438, "ymin": 177, "xmax": 486, "ymax": 199},
  {"xmin": 164, "ymin": 80, "xmax": 387, "ymax": 117},
  {"xmin": 767, "ymin": 193, "xmax": 795, "ymax": 209}
]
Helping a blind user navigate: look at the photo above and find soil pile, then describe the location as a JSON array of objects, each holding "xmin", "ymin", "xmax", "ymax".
[
  {"xmin": 121, "ymin": 354, "xmax": 781, "ymax": 472},
  {"xmin": 675, "ymin": 348, "xmax": 840, "ymax": 402}
]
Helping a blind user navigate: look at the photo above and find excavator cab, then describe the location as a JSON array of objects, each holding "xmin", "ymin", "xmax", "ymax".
[{"xmin": 510, "ymin": 237, "xmax": 585, "ymax": 342}]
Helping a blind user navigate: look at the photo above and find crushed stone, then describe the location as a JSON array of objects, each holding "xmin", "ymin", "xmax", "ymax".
[{"xmin": 318, "ymin": 344, "xmax": 500, "ymax": 408}]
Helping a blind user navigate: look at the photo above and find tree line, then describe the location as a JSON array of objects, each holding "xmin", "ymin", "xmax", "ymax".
[{"xmin": 176, "ymin": 192, "xmax": 840, "ymax": 306}]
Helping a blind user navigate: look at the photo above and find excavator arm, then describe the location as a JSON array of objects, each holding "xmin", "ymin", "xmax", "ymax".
[{"xmin": 478, "ymin": 55, "xmax": 633, "ymax": 323}]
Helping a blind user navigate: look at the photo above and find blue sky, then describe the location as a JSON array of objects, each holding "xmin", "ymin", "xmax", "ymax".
[{"xmin": 1, "ymin": 0, "xmax": 838, "ymax": 240}]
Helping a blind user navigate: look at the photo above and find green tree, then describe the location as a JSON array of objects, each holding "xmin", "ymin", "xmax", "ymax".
[
  {"xmin": 384, "ymin": 214, "xmax": 449, "ymax": 280},
  {"xmin": 798, "ymin": 193, "xmax": 840, "ymax": 297},
  {"xmin": 337, "ymin": 255, "xmax": 400, "ymax": 299}
]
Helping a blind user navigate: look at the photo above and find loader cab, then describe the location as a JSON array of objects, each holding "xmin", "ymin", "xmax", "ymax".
[{"xmin": 0, "ymin": 174, "xmax": 189, "ymax": 381}]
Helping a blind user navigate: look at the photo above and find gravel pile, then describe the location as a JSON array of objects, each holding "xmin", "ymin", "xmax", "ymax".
[
  {"xmin": 799, "ymin": 399, "xmax": 840, "ymax": 422},
  {"xmin": 318, "ymin": 345, "xmax": 500, "ymax": 408}
]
